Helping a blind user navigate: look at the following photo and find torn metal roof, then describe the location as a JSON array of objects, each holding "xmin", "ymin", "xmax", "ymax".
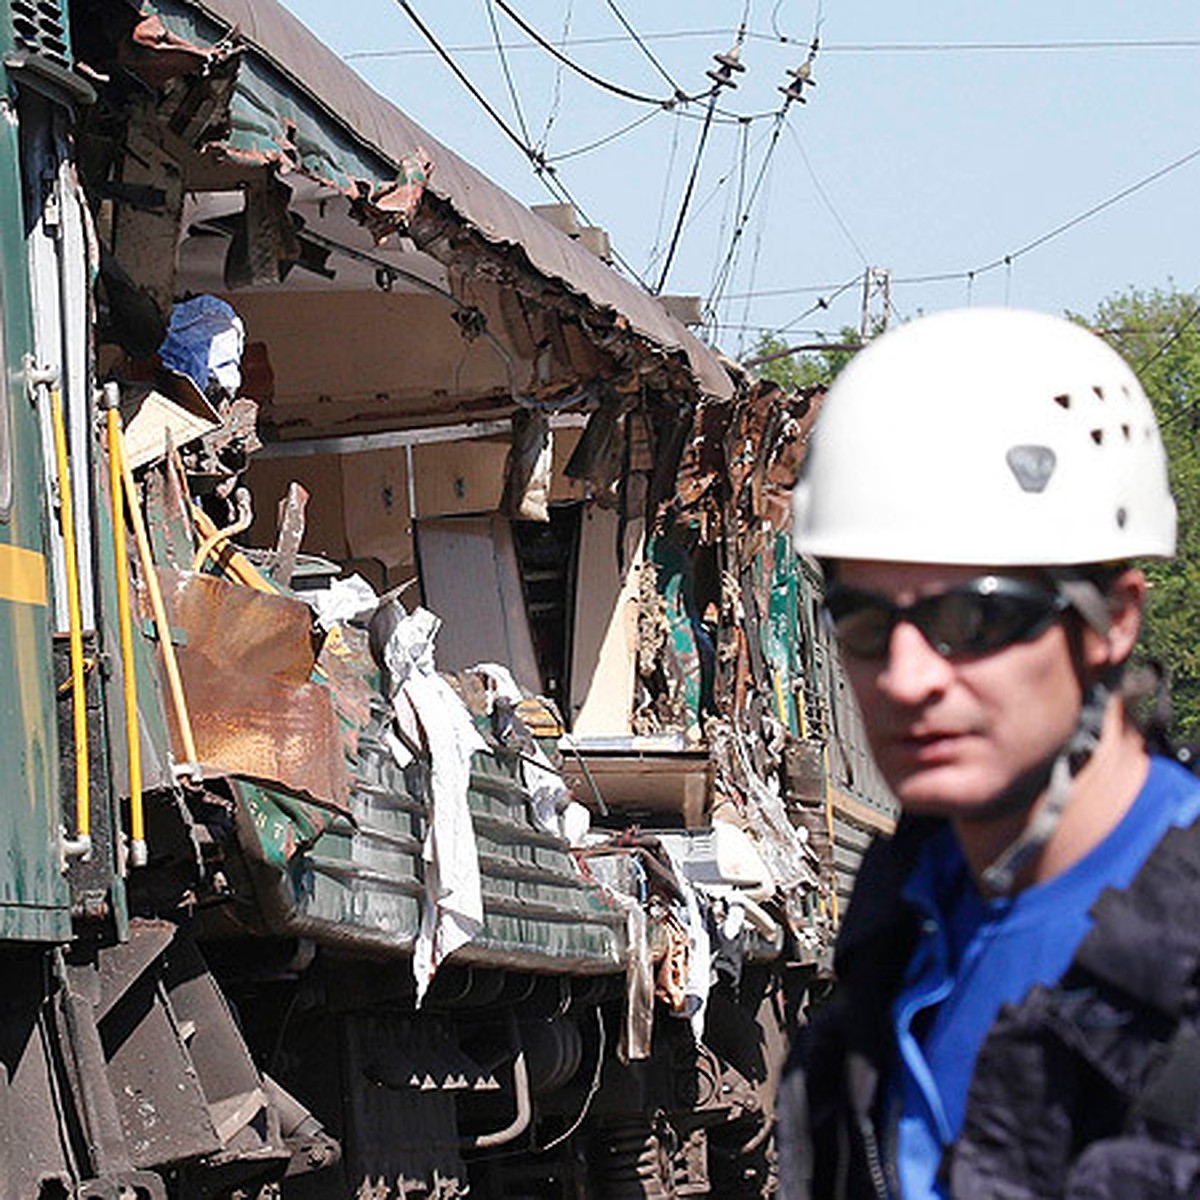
[{"xmin": 147, "ymin": 0, "xmax": 734, "ymax": 401}]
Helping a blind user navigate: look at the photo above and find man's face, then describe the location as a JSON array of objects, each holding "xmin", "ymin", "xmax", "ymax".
[{"xmin": 833, "ymin": 560, "xmax": 1087, "ymax": 817}]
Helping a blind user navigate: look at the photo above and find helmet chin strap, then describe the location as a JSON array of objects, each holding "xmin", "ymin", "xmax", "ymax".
[
  {"xmin": 979, "ymin": 681, "xmax": 1110, "ymax": 896},
  {"xmin": 979, "ymin": 575, "xmax": 1116, "ymax": 897}
]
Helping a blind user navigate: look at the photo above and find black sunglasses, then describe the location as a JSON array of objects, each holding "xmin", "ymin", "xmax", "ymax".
[{"xmin": 823, "ymin": 575, "xmax": 1071, "ymax": 660}]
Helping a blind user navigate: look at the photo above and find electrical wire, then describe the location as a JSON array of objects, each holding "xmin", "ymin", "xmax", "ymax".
[
  {"xmin": 735, "ymin": 172, "xmax": 774, "ymax": 354},
  {"xmin": 346, "ymin": 32, "xmax": 1200, "ymax": 61},
  {"xmin": 647, "ymin": 110, "xmax": 684, "ymax": 269},
  {"xmin": 707, "ymin": 17, "xmax": 820, "ymax": 327},
  {"xmin": 709, "ymin": 119, "xmax": 750, "ymax": 305},
  {"xmin": 707, "ymin": 110, "xmax": 786, "ymax": 316},
  {"xmin": 392, "ymin": 0, "xmax": 651, "ymax": 288},
  {"xmin": 346, "ymin": 28, "xmax": 738, "ymax": 59},
  {"xmin": 720, "ymin": 140, "xmax": 1200, "ymax": 310},
  {"xmin": 811, "ymin": 37, "xmax": 1200, "ymax": 54},
  {"xmin": 484, "ymin": 0, "xmax": 532, "ymax": 146},
  {"xmin": 653, "ymin": 89, "xmax": 720, "ymax": 294},
  {"xmin": 602, "ymin": 0, "xmax": 686, "ymax": 98},
  {"xmin": 645, "ymin": 123, "xmax": 777, "ymax": 273},
  {"xmin": 976, "ymin": 144, "xmax": 1200, "ymax": 277},
  {"xmin": 1130, "ymin": 298, "xmax": 1200, "ymax": 431},
  {"xmin": 1139, "ymin": 299, "xmax": 1200, "ymax": 378},
  {"xmin": 536, "ymin": 0, "xmax": 572, "ymax": 155},
  {"xmin": 785, "ymin": 123, "xmax": 869, "ymax": 266},
  {"xmin": 395, "ymin": 0, "xmax": 545, "ymax": 168},
  {"xmin": 492, "ymin": 0, "xmax": 701, "ymax": 107},
  {"xmin": 768, "ymin": 272, "xmax": 865, "ymax": 338},
  {"xmin": 544, "ymin": 106, "xmax": 663, "ymax": 163}
]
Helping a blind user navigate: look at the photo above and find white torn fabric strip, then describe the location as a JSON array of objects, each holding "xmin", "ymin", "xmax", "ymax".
[
  {"xmin": 470, "ymin": 662, "xmax": 572, "ymax": 837},
  {"xmin": 660, "ymin": 841, "xmax": 712, "ymax": 1042},
  {"xmin": 305, "ymin": 572, "xmax": 379, "ymax": 631},
  {"xmin": 382, "ymin": 606, "xmax": 486, "ymax": 1004}
]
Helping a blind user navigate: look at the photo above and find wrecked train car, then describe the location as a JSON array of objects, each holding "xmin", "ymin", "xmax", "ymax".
[{"xmin": 0, "ymin": 0, "xmax": 893, "ymax": 1195}]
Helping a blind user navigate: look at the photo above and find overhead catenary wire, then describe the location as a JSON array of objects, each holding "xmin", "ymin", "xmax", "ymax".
[
  {"xmin": 719, "ymin": 140, "xmax": 1200, "ymax": 311},
  {"xmin": 492, "ymin": 0, "xmax": 704, "ymax": 107},
  {"xmin": 395, "ymin": 0, "xmax": 546, "ymax": 168},
  {"xmin": 602, "ymin": 0, "xmax": 687, "ymax": 98},
  {"xmin": 346, "ymin": 32, "xmax": 1200, "ymax": 61},
  {"xmin": 544, "ymin": 106, "xmax": 663, "ymax": 163},
  {"xmin": 785, "ymin": 123, "xmax": 869, "ymax": 266},
  {"xmin": 706, "ymin": 26, "xmax": 821, "ymax": 336},
  {"xmin": 1137, "ymin": 299, "xmax": 1200, "ymax": 377},
  {"xmin": 645, "ymin": 123, "xmax": 777, "ymax": 273},
  {"xmin": 735, "ymin": 170, "xmax": 775, "ymax": 354},
  {"xmin": 653, "ymin": 88, "xmax": 720, "ymax": 294},
  {"xmin": 535, "ymin": 0, "xmax": 572, "ymax": 154},
  {"xmin": 392, "ymin": 0, "xmax": 652, "ymax": 288},
  {"xmin": 706, "ymin": 110, "xmax": 787, "ymax": 318},
  {"xmin": 484, "ymin": 0, "xmax": 532, "ymax": 146},
  {"xmin": 652, "ymin": 28, "xmax": 753, "ymax": 293},
  {"xmin": 768, "ymin": 272, "xmax": 866, "ymax": 339}
]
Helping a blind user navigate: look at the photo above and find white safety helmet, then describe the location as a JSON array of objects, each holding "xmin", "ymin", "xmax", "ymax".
[{"xmin": 792, "ymin": 307, "xmax": 1176, "ymax": 566}]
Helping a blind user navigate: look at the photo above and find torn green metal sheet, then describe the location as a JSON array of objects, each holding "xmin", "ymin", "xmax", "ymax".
[
  {"xmin": 230, "ymin": 721, "xmax": 626, "ymax": 973},
  {"xmin": 763, "ymin": 531, "xmax": 802, "ymax": 736}
]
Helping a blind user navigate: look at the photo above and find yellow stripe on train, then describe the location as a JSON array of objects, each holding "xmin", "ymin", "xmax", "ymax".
[{"xmin": 0, "ymin": 544, "xmax": 47, "ymax": 606}]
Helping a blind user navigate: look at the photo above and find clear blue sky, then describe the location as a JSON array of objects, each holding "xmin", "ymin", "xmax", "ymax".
[{"xmin": 279, "ymin": 1, "xmax": 1200, "ymax": 358}]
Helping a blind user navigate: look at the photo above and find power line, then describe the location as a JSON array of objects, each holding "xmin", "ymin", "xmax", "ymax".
[
  {"xmin": 647, "ymin": 111, "xmax": 684, "ymax": 270},
  {"xmin": 971, "ymin": 144, "xmax": 1200, "ymax": 277},
  {"xmin": 395, "ymin": 0, "xmax": 542, "ymax": 166},
  {"xmin": 809, "ymin": 37, "xmax": 1200, "ymax": 54},
  {"xmin": 535, "ymin": 0, "xmax": 572, "ymax": 154},
  {"xmin": 654, "ymin": 90, "xmax": 720, "ymax": 293},
  {"xmin": 1138, "ymin": 300, "xmax": 1200, "ymax": 377},
  {"xmin": 768, "ymin": 273, "xmax": 865, "ymax": 339},
  {"xmin": 484, "ymin": 0, "xmax": 531, "ymax": 146},
  {"xmin": 392, "ymin": 0, "xmax": 651, "ymax": 288},
  {"xmin": 645, "ymin": 121, "xmax": 779, "ymax": 277},
  {"xmin": 545, "ymin": 106, "xmax": 663, "ymax": 163},
  {"xmin": 491, "ymin": 0, "xmax": 702, "ymax": 107},
  {"xmin": 785, "ymin": 123, "xmax": 869, "ymax": 266},
  {"xmin": 602, "ymin": 0, "xmax": 686, "ymax": 98},
  {"xmin": 346, "ymin": 28, "xmax": 732, "ymax": 60},
  {"xmin": 706, "ymin": 111, "xmax": 786, "ymax": 316},
  {"xmin": 346, "ymin": 32, "xmax": 1200, "ymax": 61}
]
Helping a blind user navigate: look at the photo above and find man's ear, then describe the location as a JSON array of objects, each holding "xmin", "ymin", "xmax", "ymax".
[{"xmin": 1083, "ymin": 567, "xmax": 1147, "ymax": 671}]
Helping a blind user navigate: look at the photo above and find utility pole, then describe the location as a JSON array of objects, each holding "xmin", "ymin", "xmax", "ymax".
[{"xmin": 860, "ymin": 267, "xmax": 892, "ymax": 339}]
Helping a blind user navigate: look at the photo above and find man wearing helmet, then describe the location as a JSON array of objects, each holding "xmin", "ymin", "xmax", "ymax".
[{"xmin": 779, "ymin": 308, "xmax": 1200, "ymax": 1198}]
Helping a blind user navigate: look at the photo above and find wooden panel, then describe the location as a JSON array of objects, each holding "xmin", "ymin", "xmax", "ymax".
[
  {"xmin": 569, "ymin": 507, "xmax": 642, "ymax": 736},
  {"xmin": 417, "ymin": 515, "xmax": 541, "ymax": 694},
  {"xmin": 549, "ymin": 426, "xmax": 587, "ymax": 503},
  {"xmin": 411, "ymin": 438, "xmax": 508, "ymax": 516},
  {"xmin": 341, "ymin": 447, "xmax": 413, "ymax": 576},
  {"xmin": 244, "ymin": 453, "xmax": 349, "ymax": 562}
]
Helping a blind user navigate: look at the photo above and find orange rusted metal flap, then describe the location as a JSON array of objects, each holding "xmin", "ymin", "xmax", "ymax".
[{"xmin": 158, "ymin": 569, "xmax": 350, "ymax": 810}]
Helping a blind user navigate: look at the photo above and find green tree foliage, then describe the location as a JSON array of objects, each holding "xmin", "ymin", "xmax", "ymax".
[
  {"xmin": 749, "ymin": 328, "xmax": 862, "ymax": 391},
  {"xmin": 1080, "ymin": 288, "xmax": 1200, "ymax": 740}
]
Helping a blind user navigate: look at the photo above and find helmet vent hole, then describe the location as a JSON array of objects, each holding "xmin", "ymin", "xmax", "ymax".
[
  {"xmin": 1053, "ymin": 393, "xmax": 1071, "ymax": 409},
  {"xmin": 1090, "ymin": 429, "xmax": 1104, "ymax": 445},
  {"xmin": 1117, "ymin": 507, "xmax": 1128, "ymax": 529},
  {"xmin": 1093, "ymin": 385, "xmax": 1105, "ymax": 401},
  {"xmin": 1121, "ymin": 424, "xmax": 1131, "ymax": 441}
]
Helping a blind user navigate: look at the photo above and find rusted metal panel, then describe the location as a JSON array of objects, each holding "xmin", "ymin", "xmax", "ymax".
[{"xmin": 156, "ymin": 569, "xmax": 351, "ymax": 810}]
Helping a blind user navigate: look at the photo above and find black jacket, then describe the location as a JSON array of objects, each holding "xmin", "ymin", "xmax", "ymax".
[{"xmin": 777, "ymin": 815, "xmax": 1200, "ymax": 1199}]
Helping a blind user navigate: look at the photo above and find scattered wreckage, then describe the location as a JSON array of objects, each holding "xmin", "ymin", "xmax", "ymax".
[{"xmin": 0, "ymin": 0, "xmax": 893, "ymax": 1195}]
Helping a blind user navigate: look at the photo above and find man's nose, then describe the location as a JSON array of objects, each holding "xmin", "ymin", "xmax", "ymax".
[{"xmin": 876, "ymin": 619, "xmax": 954, "ymax": 704}]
